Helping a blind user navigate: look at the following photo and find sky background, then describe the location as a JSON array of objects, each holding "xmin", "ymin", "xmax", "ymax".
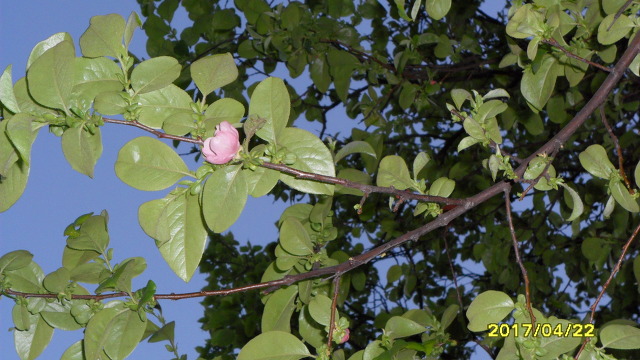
[{"xmin": 0, "ymin": 1, "xmax": 291, "ymax": 358}]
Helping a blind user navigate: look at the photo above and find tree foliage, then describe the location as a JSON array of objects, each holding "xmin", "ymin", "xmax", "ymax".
[{"xmin": 1, "ymin": 0, "xmax": 640, "ymax": 359}]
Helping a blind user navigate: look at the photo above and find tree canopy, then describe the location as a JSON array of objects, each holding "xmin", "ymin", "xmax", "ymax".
[{"xmin": 1, "ymin": 0, "xmax": 640, "ymax": 359}]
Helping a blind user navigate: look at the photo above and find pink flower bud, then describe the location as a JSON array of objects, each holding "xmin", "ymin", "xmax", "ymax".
[
  {"xmin": 202, "ymin": 121, "xmax": 241, "ymax": 164},
  {"xmin": 340, "ymin": 329, "xmax": 349, "ymax": 344}
]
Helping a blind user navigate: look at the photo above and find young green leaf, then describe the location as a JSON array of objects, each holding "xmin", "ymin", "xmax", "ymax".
[
  {"xmin": 249, "ymin": 77, "xmax": 290, "ymax": 143},
  {"xmin": 466, "ymin": 290, "xmax": 515, "ymax": 332},
  {"xmin": 376, "ymin": 155, "xmax": 414, "ymax": 190},
  {"xmin": 115, "ymin": 137, "xmax": 191, "ymax": 191},
  {"xmin": 191, "ymin": 53, "xmax": 238, "ymax": 97},
  {"xmin": 579, "ymin": 144, "xmax": 616, "ymax": 180},
  {"xmin": 202, "ymin": 165, "xmax": 248, "ymax": 233},
  {"xmin": 61, "ymin": 127, "xmax": 103, "ymax": 178},
  {"xmin": 130, "ymin": 56, "xmax": 181, "ymax": 95},
  {"xmin": 79, "ymin": 14, "xmax": 126, "ymax": 58},
  {"xmin": 237, "ymin": 331, "xmax": 312, "ymax": 360},
  {"xmin": 277, "ymin": 128, "xmax": 335, "ymax": 195}
]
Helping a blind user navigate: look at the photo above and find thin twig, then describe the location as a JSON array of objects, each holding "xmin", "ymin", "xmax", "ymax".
[
  {"xmin": 608, "ymin": 0, "xmax": 634, "ymax": 31},
  {"xmin": 103, "ymin": 118, "xmax": 203, "ymax": 145},
  {"xmin": 574, "ymin": 221, "xmax": 640, "ymax": 359},
  {"xmin": 542, "ymin": 38, "xmax": 611, "ymax": 73},
  {"xmin": 519, "ymin": 148, "xmax": 559, "ymax": 200},
  {"xmin": 326, "ymin": 276, "xmax": 342, "ymax": 353},
  {"xmin": 504, "ymin": 188, "xmax": 536, "ymax": 326},
  {"xmin": 261, "ymin": 162, "xmax": 465, "ymax": 206},
  {"xmin": 599, "ymin": 105, "xmax": 634, "ymax": 192}
]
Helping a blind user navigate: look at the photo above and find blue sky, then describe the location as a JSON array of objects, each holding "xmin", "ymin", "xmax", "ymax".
[{"xmin": 0, "ymin": 1, "xmax": 288, "ymax": 358}]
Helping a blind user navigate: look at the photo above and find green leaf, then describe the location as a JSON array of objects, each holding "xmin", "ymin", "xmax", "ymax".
[
  {"xmin": 245, "ymin": 166, "xmax": 280, "ymax": 198},
  {"xmin": 451, "ymin": 89, "xmax": 471, "ymax": 109},
  {"xmin": 84, "ymin": 306, "xmax": 147, "ymax": 360},
  {"xmin": 0, "ymin": 158, "xmax": 30, "ymax": 213},
  {"xmin": 0, "ymin": 250, "xmax": 33, "ymax": 273},
  {"xmin": 262, "ymin": 286, "xmax": 298, "ymax": 332},
  {"xmin": 61, "ymin": 126, "xmax": 103, "ymax": 178},
  {"xmin": 412, "ymin": 152, "xmax": 430, "ymax": 179},
  {"xmin": 41, "ymin": 299, "xmax": 83, "ymax": 331},
  {"xmin": 310, "ymin": 55, "xmax": 330, "ymax": 93},
  {"xmin": 61, "ymin": 341, "xmax": 84, "ymax": 360},
  {"xmin": 250, "ymin": 77, "xmax": 290, "ymax": 143},
  {"xmin": 299, "ymin": 305, "xmax": 325, "ymax": 349},
  {"xmin": 579, "ymin": 144, "xmax": 616, "ymax": 180},
  {"xmin": 521, "ymin": 55, "xmax": 559, "ymax": 111},
  {"xmin": 426, "ymin": 0, "xmax": 451, "ymax": 20},
  {"xmin": 71, "ymin": 57, "xmax": 122, "ymax": 107},
  {"xmin": 94, "ymin": 91, "xmax": 127, "ymax": 115},
  {"xmin": 191, "ymin": 53, "xmax": 238, "ymax": 97},
  {"xmin": 148, "ymin": 321, "xmax": 175, "ymax": 343},
  {"xmin": 600, "ymin": 324, "xmax": 640, "ymax": 349},
  {"xmin": 0, "ymin": 65, "xmax": 20, "ymax": 113},
  {"xmin": 43, "ymin": 267, "xmax": 71, "ymax": 293},
  {"xmin": 505, "ymin": 4, "xmax": 544, "ymax": 39},
  {"xmin": 466, "ymin": 290, "xmax": 515, "ymax": 332},
  {"xmin": 441, "ymin": 304, "xmax": 459, "ymax": 330},
  {"xmin": 115, "ymin": 137, "xmax": 191, "ymax": 191},
  {"xmin": 636, "ymin": 160, "xmax": 640, "ymax": 189},
  {"xmin": 14, "ymin": 313, "xmax": 54, "ymax": 360},
  {"xmin": 203, "ymin": 98, "xmax": 245, "ymax": 137},
  {"xmin": 124, "ymin": 12, "xmax": 142, "ymax": 50},
  {"xmin": 523, "ymin": 157, "xmax": 556, "ymax": 191},
  {"xmin": 393, "ymin": 0, "xmax": 412, "ymax": 21},
  {"xmin": 327, "ymin": 49, "xmax": 358, "ymax": 102},
  {"xmin": 537, "ymin": 318, "xmax": 582, "ymax": 358},
  {"xmin": 609, "ymin": 179, "xmax": 639, "ymax": 213},
  {"xmin": 66, "ymin": 215, "xmax": 109, "ymax": 254},
  {"xmin": 137, "ymin": 84, "xmax": 193, "ymax": 129},
  {"xmin": 428, "ymin": 177, "xmax": 455, "ymax": 197},
  {"xmin": 26, "ymin": 32, "xmax": 73, "ymax": 70},
  {"xmin": 79, "ymin": 14, "xmax": 126, "ymax": 58},
  {"xmin": 336, "ymin": 169, "xmax": 371, "ymax": 196},
  {"xmin": 334, "ymin": 141, "xmax": 377, "ymax": 164},
  {"xmin": 279, "ymin": 217, "xmax": 314, "ymax": 256},
  {"xmin": 131, "ymin": 56, "xmax": 181, "ymax": 95},
  {"xmin": 463, "ymin": 117, "xmax": 485, "ymax": 140},
  {"xmin": 5, "ymin": 114, "xmax": 36, "ymax": 165},
  {"xmin": 277, "ymin": 128, "xmax": 335, "ymax": 195},
  {"xmin": 598, "ymin": 14, "xmax": 634, "ymax": 45},
  {"xmin": 376, "ymin": 155, "xmax": 414, "ymax": 190},
  {"xmin": 559, "ymin": 183, "xmax": 584, "ymax": 221},
  {"xmin": 410, "ymin": 0, "xmax": 422, "ymax": 20},
  {"xmin": 237, "ymin": 331, "xmax": 312, "ymax": 360},
  {"xmin": 308, "ymin": 294, "xmax": 333, "ymax": 326},
  {"xmin": 26, "ymin": 39, "xmax": 76, "ymax": 113},
  {"xmin": 145, "ymin": 191, "xmax": 208, "ymax": 282},
  {"xmin": 202, "ymin": 165, "xmax": 248, "ymax": 233},
  {"xmin": 385, "ymin": 316, "xmax": 426, "ymax": 339},
  {"xmin": 457, "ymin": 136, "xmax": 479, "ymax": 152},
  {"xmin": 162, "ymin": 112, "xmax": 196, "ymax": 136},
  {"xmin": 4, "ymin": 260, "xmax": 45, "ymax": 293}
]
